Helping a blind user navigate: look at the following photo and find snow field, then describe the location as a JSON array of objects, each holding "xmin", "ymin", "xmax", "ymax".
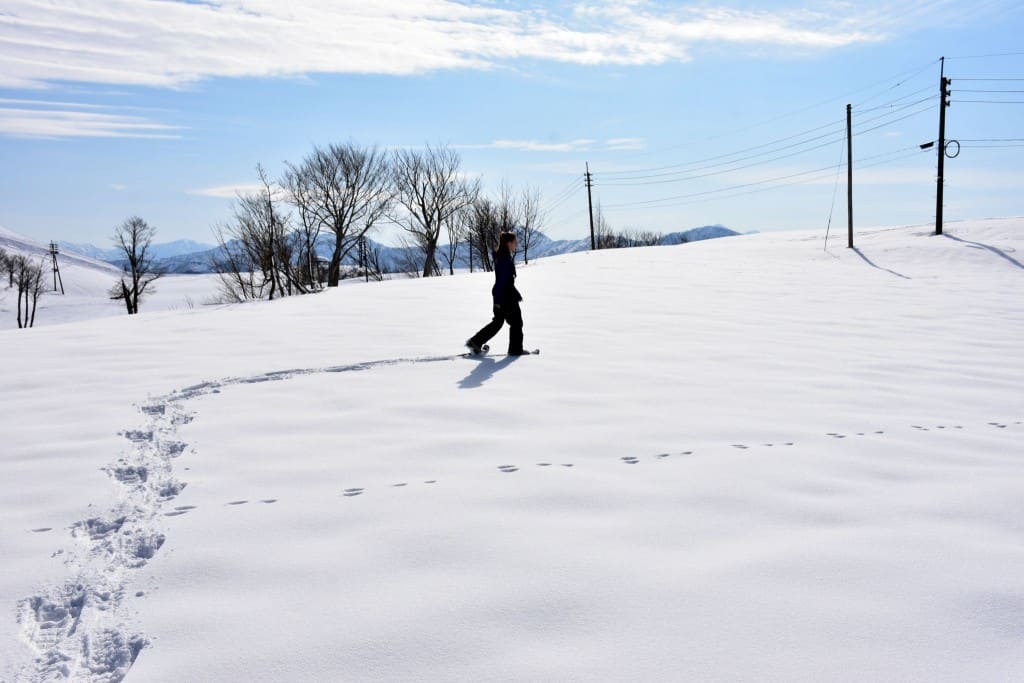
[{"xmin": 2, "ymin": 218, "xmax": 1023, "ymax": 681}]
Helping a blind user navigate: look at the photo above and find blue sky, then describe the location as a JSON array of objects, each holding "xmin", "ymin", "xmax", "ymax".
[{"xmin": 1, "ymin": 1, "xmax": 1022, "ymax": 245}]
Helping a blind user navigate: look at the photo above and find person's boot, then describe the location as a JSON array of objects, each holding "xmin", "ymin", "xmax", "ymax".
[{"xmin": 465, "ymin": 339, "xmax": 484, "ymax": 355}]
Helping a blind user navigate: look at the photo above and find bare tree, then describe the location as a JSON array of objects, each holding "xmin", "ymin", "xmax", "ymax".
[
  {"xmin": 464, "ymin": 197, "xmax": 501, "ymax": 272},
  {"xmin": 391, "ymin": 145, "xmax": 480, "ymax": 278},
  {"xmin": 0, "ymin": 247, "xmax": 8, "ymax": 287},
  {"xmin": 394, "ymin": 235, "xmax": 426, "ymax": 278},
  {"xmin": 212, "ymin": 166, "xmax": 301, "ymax": 302},
  {"xmin": 281, "ymin": 162, "xmax": 323, "ymax": 290},
  {"xmin": 517, "ymin": 186, "xmax": 543, "ymax": 264},
  {"xmin": 363, "ymin": 239, "xmax": 385, "ymax": 281},
  {"xmin": 594, "ymin": 202, "xmax": 616, "ymax": 250},
  {"xmin": 496, "ymin": 180, "xmax": 519, "ymax": 234},
  {"xmin": 2, "ymin": 247, "xmax": 17, "ymax": 288},
  {"xmin": 297, "ymin": 143, "xmax": 392, "ymax": 287},
  {"xmin": 12, "ymin": 255, "xmax": 45, "ymax": 328},
  {"xmin": 441, "ymin": 207, "xmax": 468, "ymax": 276},
  {"xmin": 110, "ymin": 216, "xmax": 164, "ymax": 315}
]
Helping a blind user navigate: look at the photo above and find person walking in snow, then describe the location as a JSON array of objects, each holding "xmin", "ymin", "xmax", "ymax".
[{"xmin": 466, "ymin": 231, "xmax": 527, "ymax": 356}]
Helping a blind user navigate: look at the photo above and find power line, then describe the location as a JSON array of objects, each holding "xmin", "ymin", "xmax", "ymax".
[
  {"xmin": 538, "ymin": 178, "xmax": 583, "ymax": 214},
  {"xmin": 946, "ymin": 51, "xmax": 1024, "ymax": 60},
  {"xmin": 600, "ymin": 92, "xmax": 937, "ymax": 183},
  {"xmin": 599, "ymin": 59, "xmax": 942, "ymax": 174},
  {"xmin": 541, "ymin": 183, "xmax": 583, "ymax": 217},
  {"xmin": 596, "ymin": 103, "xmax": 935, "ymax": 189},
  {"xmin": 955, "ymin": 89, "xmax": 1024, "ymax": 93},
  {"xmin": 601, "ymin": 149, "xmax": 931, "ymax": 213},
  {"xmin": 598, "ymin": 119, "xmax": 845, "ymax": 177},
  {"xmin": 854, "ymin": 103, "xmax": 938, "ymax": 135},
  {"xmin": 952, "ymin": 99, "xmax": 1024, "ymax": 104},
  {"xmin": 597, "ymin": 130, "xmax": 846, "ymax": 184},
  {"xmin": 953, "ymin": 77, "xmax": 1024, "ymax": 81},
  {"xmin": 853, "ymin": 85, "xmax": 935, "ymax": 113},
  {"xmin": 852, "ymin": 96, "xmax": 937, "ymax": 127}
]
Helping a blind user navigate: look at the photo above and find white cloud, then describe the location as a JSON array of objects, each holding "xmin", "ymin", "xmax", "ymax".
[
  {"xmin": 187, "ymin": 183, "xmax": 266, "ymax": 199},
  {"xmin": 489, "ymin": 139, "xmax": 596, "ymax": 152},
  {"xmin": 605, "ymin": 137, "xmax": 646, "ymax": 151},
  {"xmin": 0, "ymin": 102, "xmax": 181, "ymax": 138},
  {"xmin": 459, "ymin": 137, "xmax": 645, "ymax": 153},
  {"xmin": 0, "ymin": 1, "xmax": 897, "ymax": 90}
]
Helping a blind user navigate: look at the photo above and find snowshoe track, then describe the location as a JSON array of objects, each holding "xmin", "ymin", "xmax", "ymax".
[{"xmin": 14, "ymin": 350, "xmax": 1022, "ymax": 681}]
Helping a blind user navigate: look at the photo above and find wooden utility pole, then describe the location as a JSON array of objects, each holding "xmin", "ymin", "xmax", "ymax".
[
  {"xmin": 846, "ymin": 103, "xmax": 853, "ymax": 249},
  {"xmin": 48, "ymin": 241, "xmax": 64, "ymax": 295},
  {"xmin": 585, "ymin": 162, "xmax": 595, "ymax": 250},
  {"xmin": 936, "ymin": 56, "xmax": 950, "ymax": 236}
]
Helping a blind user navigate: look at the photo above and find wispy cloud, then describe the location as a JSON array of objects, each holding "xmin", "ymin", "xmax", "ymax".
[
  {"xmin": 0, "ymin": 1, "xmax": 904, "ymax": 90},
  {"xmin": 460, "ymin": 137, "xmax": 646, "ymax": 153},
  {"xmin": 0, "ymin": 101, "xmax": 181, "ymax": 139},
  {"xmin": 187, "ymin": 183, "xmax": 265, "ymax": 199},
  {"xmin": 605, "ymin": 137, "xmax": 646, "ymax": 151}
]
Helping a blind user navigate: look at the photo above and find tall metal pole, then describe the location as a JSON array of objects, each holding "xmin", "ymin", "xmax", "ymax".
[
  {"xmin": 585, "ymin": 162, "xmax": 596, "ymax": 250},
  {"xmin": 936, "ymin": 56, "xmax": 948, "ymax": 236},
  {"xmin": 847, "ymin": 103, "xmax": 853, "ymax": 249}
]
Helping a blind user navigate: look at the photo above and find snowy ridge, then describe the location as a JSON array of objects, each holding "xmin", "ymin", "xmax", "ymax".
[
  {"xmin": 0, "ymin": 224, "xmax": 222, "ymax": 329},
  {"xmin": 0, "ymin": 226, "xmax": 122, "ymax": 277}
]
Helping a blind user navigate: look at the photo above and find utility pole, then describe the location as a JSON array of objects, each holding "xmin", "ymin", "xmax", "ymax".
[
  {"xmin": 364, "ymin": 235, "xmax": 372, "ymax": 282},
  {"xmin": 846, "ymin": 103, "xmax": 853, "ymax": 249},
  {"xmin": 48, "ymin": 241, "xmax": 64, "ymax": 295},
  {"xmin": 585, "ymin": 162, "xmax": 595, "ymax": 250},
  {"xmin": 936, "ymin": 56, "xmax": 951, "ymax": 236}
]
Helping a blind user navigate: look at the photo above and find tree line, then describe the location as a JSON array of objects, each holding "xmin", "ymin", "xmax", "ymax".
[
  {"xmin": 0, "ymin": 247, "xmax": 46, "ymax": 328},
  {"xmin": 212, "ymin": 142, "xmax": 546, "ymax": 301}
]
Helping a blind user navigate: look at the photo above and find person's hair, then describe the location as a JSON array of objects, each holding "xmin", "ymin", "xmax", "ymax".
[{"xmin": 498, "ymin": 231, "xmax": 517, "ymax": 253}]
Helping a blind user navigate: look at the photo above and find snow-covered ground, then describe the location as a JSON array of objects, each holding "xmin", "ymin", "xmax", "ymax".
[
  {"xmin": 2, "ymin": 218, "xmax": 1022, "ymax": 681},
  {"xmin": 0, "ymin": 226, "xmax": 223, "ymax": 330}
]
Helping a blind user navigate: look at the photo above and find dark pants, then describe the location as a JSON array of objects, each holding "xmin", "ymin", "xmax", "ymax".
[{"xmin": 470, "ymin": 300, "xmax": 523, "ymax": 354}]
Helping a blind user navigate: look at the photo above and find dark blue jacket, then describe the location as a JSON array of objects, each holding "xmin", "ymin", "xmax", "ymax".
[{"xmin": 492, "ymin": 249, "xmax": 522, "ymax": 305}]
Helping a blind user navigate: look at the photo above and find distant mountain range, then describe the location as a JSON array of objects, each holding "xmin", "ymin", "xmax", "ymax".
[
  {"xmin": 58, "ymin": 226, "xmax": 741, "ymax": 275},
  {"xmin": 59, "ymin": 239, "xmax": 217, "ymax": 264}
]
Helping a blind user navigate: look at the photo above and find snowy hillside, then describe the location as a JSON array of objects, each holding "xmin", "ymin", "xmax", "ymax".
[
  {"xmin": 59, "ymin": 239, "xmax": 217, "ymax": 263},
  {"xmin": 1, "ymin": 226, "xmax": 223, "ymax": 329},
  {"xmin": 58, "ymin": 226, "xmax": 740, "ymax": 275},
  {"xmin": 2, "ymin": 218, "xmax": 1022, "ymax": 682}
]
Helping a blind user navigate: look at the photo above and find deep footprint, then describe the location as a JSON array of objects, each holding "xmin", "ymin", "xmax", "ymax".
[
  {"xmin": 343, "ymin": 488, "xmax": 364, "ymax": 497},
  {"xmin": 498, "ymin": 465, "xmax": 518, "ymax": 473},
  {"xmin": 227, "ymin": 500, "xmax": 248, "ymax": 506}
]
